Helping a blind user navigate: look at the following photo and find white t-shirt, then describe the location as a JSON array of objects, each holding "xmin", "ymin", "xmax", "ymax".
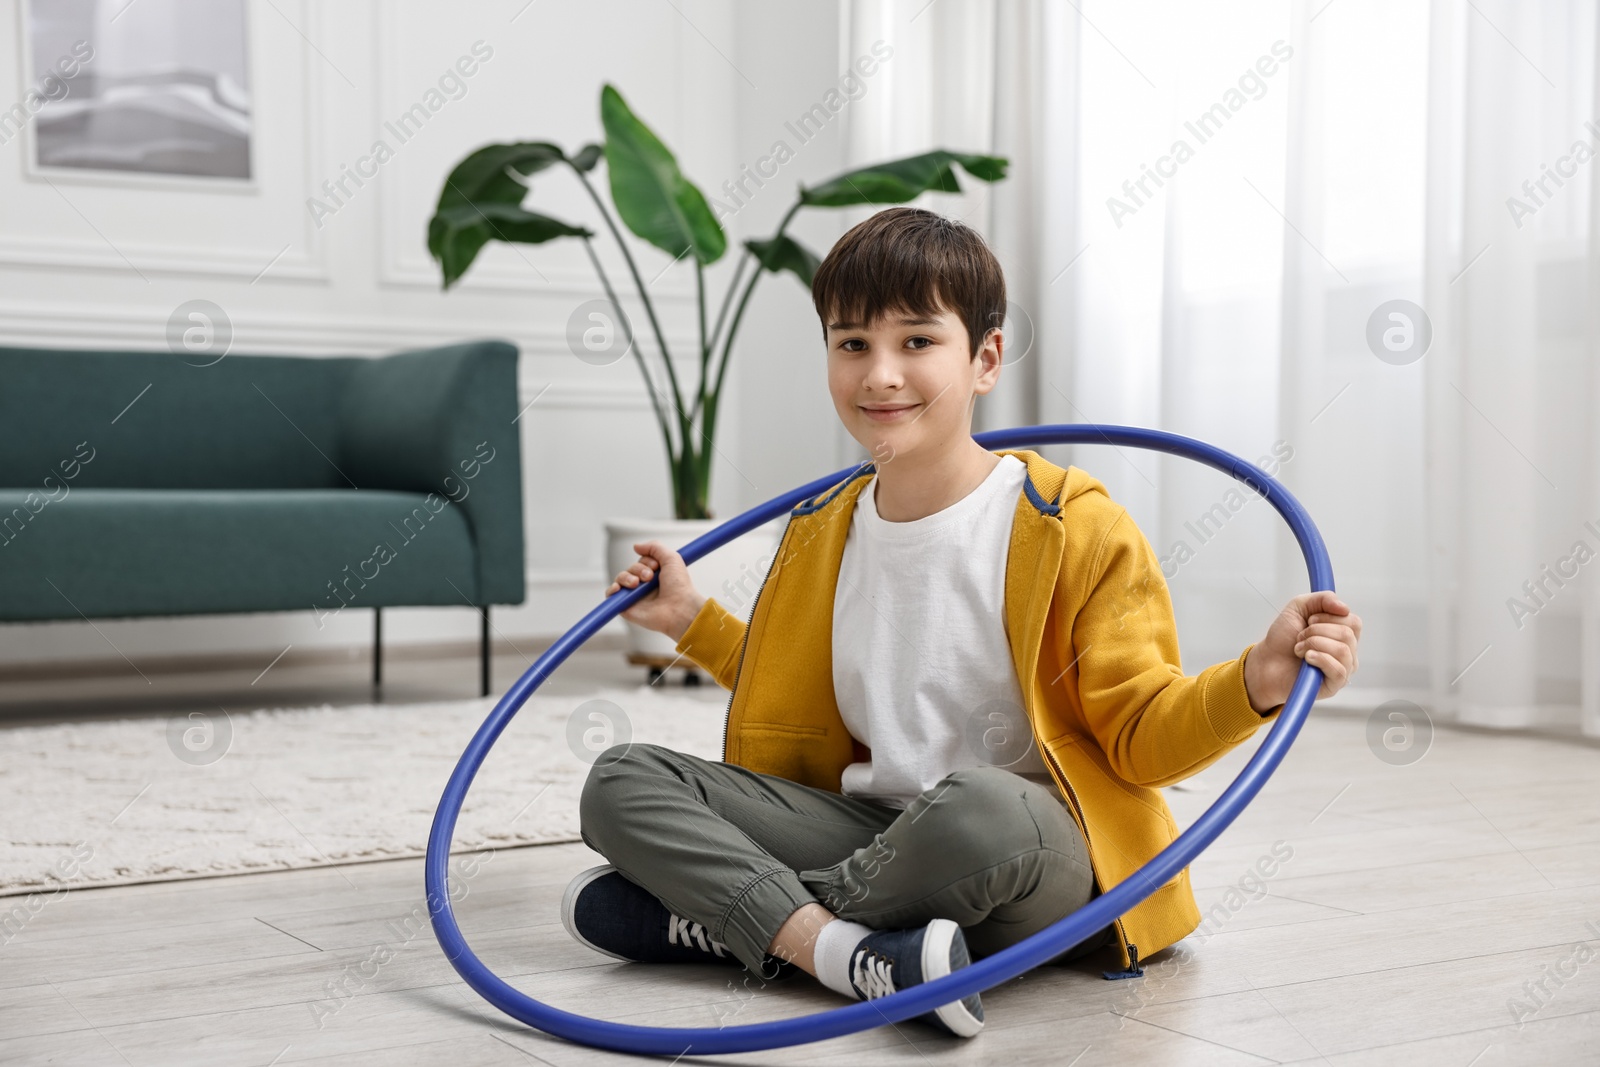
[{"xmin": 832, "ymin": 454, "xmax": 1062, "ymax": 810}]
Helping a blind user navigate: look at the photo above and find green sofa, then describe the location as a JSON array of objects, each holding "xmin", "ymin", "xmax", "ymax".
[{"xmin": 0, "ymin": 339, "xmax": 525, "ymax": 696}]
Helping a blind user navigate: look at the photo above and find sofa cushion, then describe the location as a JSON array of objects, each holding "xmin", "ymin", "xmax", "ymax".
[
  {"xmin": 0, "ymin": 347, "xmax": 357, "ymax": 490},
  {"xmin": 0, "ymin": 488, "xmax": 478, "ymax": 622}
]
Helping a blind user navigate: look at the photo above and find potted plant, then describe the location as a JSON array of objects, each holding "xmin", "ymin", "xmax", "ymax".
[{"xmin": 428, "ymin": 82, "xmax": 1007, "ymax": 676}]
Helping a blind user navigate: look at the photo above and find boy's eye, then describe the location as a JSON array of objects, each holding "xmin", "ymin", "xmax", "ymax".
[
  {"xmin": 839, "ymin": 337, "xmax": 933, "ymax": 352},
  {"xmin": 837, "ymin": 336, "xmax": 935, "ymax": 352}
]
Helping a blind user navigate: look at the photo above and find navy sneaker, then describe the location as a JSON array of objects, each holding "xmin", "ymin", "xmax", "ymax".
[
  {"xmin": 848, "ymin": 918, "xmax": 985, "ymax": 1038},
  {"xmin": 562, "ymin": 865, "xmax": 740, "ymax": 965}
]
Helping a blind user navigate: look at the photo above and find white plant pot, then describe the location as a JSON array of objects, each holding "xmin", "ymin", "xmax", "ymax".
[{"xmin": 604, "ymin": 516, "xmax": 781, "ymax": 678}]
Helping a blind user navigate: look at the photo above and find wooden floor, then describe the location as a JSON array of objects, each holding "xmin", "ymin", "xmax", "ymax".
[{"xmin": 2, "ymin": 641, "xmax": 1599, "ymax": 1065}]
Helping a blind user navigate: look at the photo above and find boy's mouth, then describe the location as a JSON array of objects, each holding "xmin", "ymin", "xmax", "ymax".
[{"xmin": 859, "ymin": 403, "xmax": 920, "ymax": 422}]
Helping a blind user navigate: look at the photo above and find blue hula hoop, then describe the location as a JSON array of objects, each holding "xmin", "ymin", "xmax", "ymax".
[{"xmin": 426, "ymin": 423, "xmax": 1333, "ymax": 1056}]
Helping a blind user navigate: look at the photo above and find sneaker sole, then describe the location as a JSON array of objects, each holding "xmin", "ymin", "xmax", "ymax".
[
  {"xmin": 920, "ymin": 918, "xmax": 985, "ymax": 1037},
  {"xmin": 560, "ymin": 864, "xmax": 636, "ymax": 963}
]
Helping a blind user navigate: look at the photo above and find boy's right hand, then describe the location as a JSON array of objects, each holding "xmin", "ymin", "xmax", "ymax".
[{"xmin": 606, "ymin": 540, "xmax": 707, "ymax": 644}]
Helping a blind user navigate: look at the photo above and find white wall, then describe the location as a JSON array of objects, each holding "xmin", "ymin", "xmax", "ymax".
[{"xmin": 0, "ymin": 0, "xmax": 853, "ymax": 669}]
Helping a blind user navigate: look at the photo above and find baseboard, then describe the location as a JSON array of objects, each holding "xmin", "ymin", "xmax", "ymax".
[{"xmin": 0, "ymin": 630, "xmax": 629, "ymax": 684}]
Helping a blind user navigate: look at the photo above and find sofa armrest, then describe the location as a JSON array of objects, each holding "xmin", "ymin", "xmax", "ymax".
[{"xmin": 338, "ymin": 340, "xmax": 525, "ymax": 605}]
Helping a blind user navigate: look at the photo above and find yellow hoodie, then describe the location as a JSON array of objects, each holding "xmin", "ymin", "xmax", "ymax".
[{"xmin": 671, "ymin": 447, "xmax": 1284, "ymax": 977}]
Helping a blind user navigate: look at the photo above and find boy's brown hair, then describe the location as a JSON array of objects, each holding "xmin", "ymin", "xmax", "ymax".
[{"xmin": 810, "ymin": 206, "xmax": 1006, "ymax": 361}]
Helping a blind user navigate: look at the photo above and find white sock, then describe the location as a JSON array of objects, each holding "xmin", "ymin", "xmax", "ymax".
[{"xmin": 811, "ymin": 919, "xmax": 874, "ymax": 999}]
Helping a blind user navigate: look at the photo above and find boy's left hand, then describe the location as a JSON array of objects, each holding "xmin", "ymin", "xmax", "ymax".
[{"xmin": 1243, "ymin": 591, "xmax": 1362, "ymax": 714}]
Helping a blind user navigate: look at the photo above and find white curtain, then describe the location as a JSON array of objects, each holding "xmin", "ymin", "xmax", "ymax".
[
  {"xmin": 1424, "ymin": 0, "xmax": 1599, "ymax": 737},
  {"xmin": 839, "ymin": 0, "xmax": 1600, "ymax": 737}
]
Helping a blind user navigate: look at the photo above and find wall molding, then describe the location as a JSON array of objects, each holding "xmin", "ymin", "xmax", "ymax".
[
  {"xmin": 0, "ymin": 299, "xmax": 703, "ymax": 364},
  {"xmin": 0, "ymin": 0, "xmax": 330, "ymax": 283},
  {"xmin": 0, "ymin": 235, "xmax": 328, "ymax": 282}
]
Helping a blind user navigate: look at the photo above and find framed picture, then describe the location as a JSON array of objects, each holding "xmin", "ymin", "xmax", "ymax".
[{"xmin": 19, "ymin": 0, "xmax": 253, "ymax": 184}]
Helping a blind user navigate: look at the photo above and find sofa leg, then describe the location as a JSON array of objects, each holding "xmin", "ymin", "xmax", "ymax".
[
  {"xmin": 479, "ymin": 605, "xmax": 491, "ymax": 698},
  {"xmin": 373, "ymin": 607, "xmax": 383, "ymax": 687}
]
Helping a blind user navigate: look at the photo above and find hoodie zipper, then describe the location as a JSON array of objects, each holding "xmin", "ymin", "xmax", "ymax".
[
  {"xmin": 1028, "ymin": 466, "xmax": 1142, "ymax": 979},
  {"xmin": 719, "ymin": 511, "xmax": 796, "ymax": 760},
  {"xmin": 1038, "ymin": 737, "xmax": 1142, "ymax": 978}
]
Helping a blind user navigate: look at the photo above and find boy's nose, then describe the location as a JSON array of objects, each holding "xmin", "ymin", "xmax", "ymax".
[{"xmin": 861, "ymin": 359, "xmax": 903, "ymax": 389}]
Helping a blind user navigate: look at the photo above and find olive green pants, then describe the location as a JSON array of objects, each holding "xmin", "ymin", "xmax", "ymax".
[{"xmin": 577, "ymin": 742, "xmax": 1114, "ymax": 975}]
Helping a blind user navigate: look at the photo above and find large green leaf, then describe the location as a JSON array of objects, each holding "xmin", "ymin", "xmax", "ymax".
[
  {"xmin": 745, "ymin": 234, "xmax": 821, "ymax": 287},
  {"xmin": 430, "ymin": 202, "xmax": 592, "ymax": 289},
  {"xmin": 433, "ymin": 142, "xmax": 566, "ymax": 217},
  {"xmin": 799, "ymin": 150, "xmax": 1009, "ymax": 207},
  {"xmin": 600, "ymin": 83, "xmax": 726, "ymax": 265},
  {"xmin": 428, "ymin": 142, "xmax": 585, "ymax": 286}
]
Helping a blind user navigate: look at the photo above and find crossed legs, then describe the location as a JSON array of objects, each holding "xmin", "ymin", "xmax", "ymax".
[{"xmin": 577, "ymin": 742, "xmax": 1112, "ymax": 976}]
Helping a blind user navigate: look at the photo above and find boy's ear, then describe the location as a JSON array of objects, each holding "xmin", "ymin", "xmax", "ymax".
[{"xmin": 976, "ymin": 327, "xmax": 1004, "ymax": 383}]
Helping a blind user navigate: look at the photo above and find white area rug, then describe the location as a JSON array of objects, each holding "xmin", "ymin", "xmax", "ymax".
[{"xmin": 0, "ymin": 686, "xmax": 727, "ymax": 896}]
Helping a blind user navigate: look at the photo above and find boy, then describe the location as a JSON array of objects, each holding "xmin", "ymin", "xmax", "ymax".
[{"xmin": 565, "ymin": 206, "xmax": 1362, "ymax": 1037}]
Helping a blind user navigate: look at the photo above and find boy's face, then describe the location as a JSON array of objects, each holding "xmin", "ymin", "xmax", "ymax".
[{"xmin": 825, "ymin": 299, "xmax": 1002, "ymax": 465}]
